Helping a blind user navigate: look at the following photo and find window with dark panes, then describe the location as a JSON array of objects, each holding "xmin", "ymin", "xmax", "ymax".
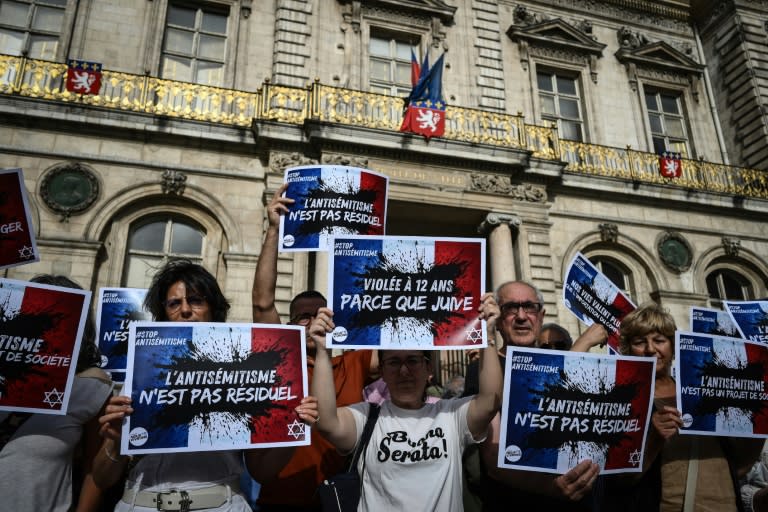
[
  {"xmin": 537, "ymin": 71, "xmax": 584, "ymax": 141},
  {"xmin": 706, "ymin": 268, "xmax": 753, "ymax": 303},
  {"xmin": 645, "ymin": 89, "xmax": 689, "ymax": 156},
  {"xmin": 369, "ymin": 34, "xmax": 418, "ymax": 96},
  {"xmin": 160, "ymin": 3, "xmax": 228, "ymax": 86},
  {"xmin": 123, "ymin": 218, "xmax": 204, "ymax": 288},
  {"xmin": 0, "ymin": 0, "xmax": 66, "ymax": 59},
  {"xmin": 592, "ymin": 257, "xmax": 634, "ymax": 299}
]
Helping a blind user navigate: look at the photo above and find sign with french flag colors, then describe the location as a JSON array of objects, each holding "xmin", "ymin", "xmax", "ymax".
[
  {"xmin": 498, "ymin": 347, "xmax": 655, "ymax": 474},
  {"xmin": 676, "ymin": 331, "xmax": 768, "ymax": 438},
  {"xmin": 328, "ymin": 235, "xmax": 486, "ymax": 349},
  {"xmin": 279, "ymin": 165, "xmax": 388, "ymax": 252},
  {"xmin": 122, "ymin": 322, "xmax": 309, "ymax": 454}
]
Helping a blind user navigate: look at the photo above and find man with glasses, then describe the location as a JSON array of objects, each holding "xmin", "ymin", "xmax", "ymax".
[
  {"xmin": 94, "ymin": 259, "xmax": 318, "ymax": 512},
  {"xmin": 252, "ymin": 185, "xmax": 379, "ymax": 511},
  {"xmin": 462, "ymin": 281, "xmax": 600, "ymax": 512}
]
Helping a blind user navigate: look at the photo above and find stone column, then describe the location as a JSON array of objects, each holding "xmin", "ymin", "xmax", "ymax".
[{"xmin": 478, "ymin": 213, "xmax": 521, "ymax": 291}]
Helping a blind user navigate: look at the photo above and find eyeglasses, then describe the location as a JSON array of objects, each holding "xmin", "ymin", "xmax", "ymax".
[
  {"xmin": 382, "ymin": 356, "xmax": 429, "ymax": 372},
  {"xmin": 162, "ymin": 295, "xmax": 207, "ymax": 312},
  {"xmin": 500, "ymin": 301, "xmax": 542, "ymax": 316},
  {"xmin": 290, "ymin": 312, "xmax": 316, "ymax": 326}
]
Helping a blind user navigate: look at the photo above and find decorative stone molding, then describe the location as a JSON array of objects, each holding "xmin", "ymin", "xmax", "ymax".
[
  {"xmin": 615, "ymin": 38, "xmax": 704, "ymax": 99},
  {"xmin": 269, "ymin": 152, "xmax": 317, "ymax": 173},
  {"xmin": 598, "ymin": 223, "xmax": 619, "ymax": 243},
  {"xmin": 575, "ymin": 19, "xmax": 594, "ymax": 38},
  {"xmin": 362, "ymin": 5, "xmax": 429, "ymax": 28},
  {"xmin": 528, "ymin": 46, "xmax": 589, "ymax": 67},
  {"xmin": 509, "ymin": 183, "xmax": 547, "ymax": 203},
  {"xmin": 40, "ymin": 162, "xmax": 100, "ymax": 222},
  {"xmin": 722, "ymin": 236, "xmax": 741, "ymax": 257},
  {"xmin": 339, "ymin": 0, "xmax": 455, "ymax": 39},
  {"xmin": 430, "ymin": 16, "xmax": 448, "ymax": 49},
  {"xmin": 638, "ymin": 67, "xmax": 692, "ymax": 86},
  {"xmin": 340, "ymin": 1, "xmax": 362, "ymax": 33},
  {"xmin": 161, "ymin": 170, "xmax": 187, "ymax": 195},
  {"xmin": 657, "ymin": 231, "xmax": 693, "ymax": 273},
  {"xmin": 513, "ymin": 5, "xmax": 545, "ymax": 26},
  {"xmin": 241, "ymin": 0, "xmax": 252, "ymax": 19},
  {"xmin": 469, "ymin": 174, "xmax": 548, "ymax": 202},
  {"xmin": 617, "ymin": 27, "xmax": 650, "ymax": 50},
  {"xmin": 575, "ymin": 1, "xmax": 690, "ymax": 31},
  {"xmin": 618, "ymin": 26, "xmax": 694, "ymax": 58},
  {"xmin": 477, "ymin": 212, "xmax": 521, "ymax": 235},
  {"xmin": 321, "ymin": 153, "xmax": 369, "ymax": 168},
  {"xmin": 507, "ymin": 16, "xmax": 606, "ymax": 82}
]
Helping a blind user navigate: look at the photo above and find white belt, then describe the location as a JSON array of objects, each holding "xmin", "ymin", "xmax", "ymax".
[{"xmin": 122, "ymin": 481, "xmax": 239, "ymax": 511}]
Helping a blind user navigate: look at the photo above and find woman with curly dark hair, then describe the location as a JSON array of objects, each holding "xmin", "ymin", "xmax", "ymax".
[{"xmin": 93, "ymin": 259, "xmax": 318, "ymax": 512}]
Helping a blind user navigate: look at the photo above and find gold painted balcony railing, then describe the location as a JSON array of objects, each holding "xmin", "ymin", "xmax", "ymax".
[{"xmin": 1, "ymin": 54, "xmax": 765, "ymax": 200}]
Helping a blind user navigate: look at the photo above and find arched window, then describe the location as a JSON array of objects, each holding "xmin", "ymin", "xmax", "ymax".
[
  {"xmin": 591, "ymin": 257, "xmax": 634, "ymax": 300},
  {"xmin": 123, "ymin": 217, "xmax": 205, "ymax": 288},
  {"xmin": 706, "ymin": 268, "xmax": 753, "ymax": 305}
]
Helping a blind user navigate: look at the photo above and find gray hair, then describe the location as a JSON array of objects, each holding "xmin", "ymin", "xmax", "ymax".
[{"xmin": 495, "ymin": 280, "xmax": 545, "ymax": 305}]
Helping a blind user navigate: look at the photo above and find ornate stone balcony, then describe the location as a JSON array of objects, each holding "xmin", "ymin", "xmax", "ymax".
[{"xmin": 2, "ymin": 54, "xmax": 765, "ymax": 199}]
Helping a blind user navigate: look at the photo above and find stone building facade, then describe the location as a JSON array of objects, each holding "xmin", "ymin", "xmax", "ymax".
[{"xmin": 1, "ymin": 0, "xmax": 766, "ymax": 379}]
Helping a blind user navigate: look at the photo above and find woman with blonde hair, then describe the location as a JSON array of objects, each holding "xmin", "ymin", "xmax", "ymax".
[{"xmin": 607, "ymin": 302, "xmax": 762, "ymax": 511}]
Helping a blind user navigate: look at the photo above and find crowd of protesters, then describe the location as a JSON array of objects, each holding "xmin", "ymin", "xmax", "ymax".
[{"xmin": 0, "ymin": 181, "xmax": 764, "ymax": 512}]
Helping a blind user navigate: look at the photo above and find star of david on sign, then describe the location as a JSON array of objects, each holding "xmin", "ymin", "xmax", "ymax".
[
  {"xmin": 18, "ymin": 246, "xmax": 35, "ymax": 259},
  {"xmin": 287, "ymin": 419, "xmax": 306, "ymax": 439},
  {"xmin": 465, "ymin": 326, "xmax": 483, "ymax": 344},
  {"xmin": 43, "ymin": 388, "xmax": 65, "ymax": 408},
  {"xmin": 628, "ymin": 449, "xmax": 641, "ymax": 466}
]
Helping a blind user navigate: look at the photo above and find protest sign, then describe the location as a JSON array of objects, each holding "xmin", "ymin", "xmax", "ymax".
[
  {"xmin": 676, "ymin": 331, "xmax": 768, "ymax": 438},
  {"xmin": 723, "ymin": 300, "xmax": 768, "ymax": 344},
  {"xmin": 95, "ymin": 287, "xmax": 150, "ymax": 382},
  {"xmin": 562, "ymin": 252, "xmax": 636, "ymax": 352},
  {"xmin": 0, "ymin": 278, "xmax": 90, "ymax": 414},
  {"xmin": 498, "ymin": 347, "xmax": 655, "ymax": 474},
  {"xmin": 0, "ymin": 169, "xmax": 39, "ymax": 269},
  {"xmin": 123, "ymin": 322, "xmax": 309, "ymax": 454},
  {"xmin": 279, "ymin": 165, "xmax": 388, "ymax": 251},
  {"xmin": 690, "ymin": 306, "xmax": 739, "ymax": 337},
  {"xmin": 328, "ymin": 235, "xmax": 486, "ymax": 349}
]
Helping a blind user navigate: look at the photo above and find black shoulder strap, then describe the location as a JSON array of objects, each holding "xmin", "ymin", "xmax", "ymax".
[
  {"xmin": 348, "ymin": 403, "xmax": 380, "ymax": 473},
  {"xmin": 0, "ymin": 413, "xmax": 32, "ymax": 452}
]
